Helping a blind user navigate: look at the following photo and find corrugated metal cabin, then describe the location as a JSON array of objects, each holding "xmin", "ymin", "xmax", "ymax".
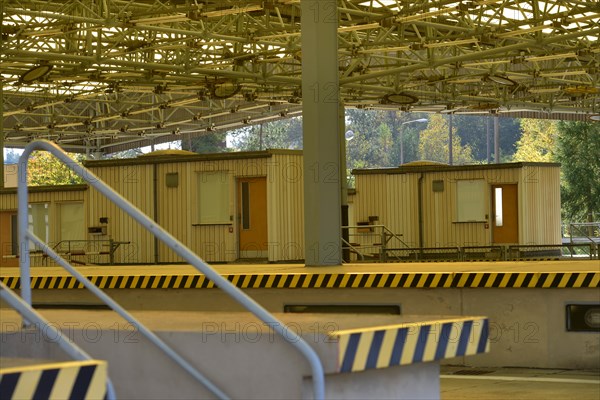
[
  {"xmin": 83, "ymin": 149, "xmax": 304, "ymax": 264},
  {"xmin": 351, "ymin": 162, "xmax": 562, "ymax": 252},
  {"xmin": 1, "ymin": 150, "xmax": 304, "ymax": 266}
]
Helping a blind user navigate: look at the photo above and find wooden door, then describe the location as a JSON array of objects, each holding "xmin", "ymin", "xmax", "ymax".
[
  {"xmin": 238, "ymin": 177, "xmax": 268, "ymax": 258},
  {"xmin": 492, "ymin": 184, "xmax": 519, "ymax": 244},
  {"xmin": 0, "ymin": 211, "xmax": 18, "ymax": 267}
]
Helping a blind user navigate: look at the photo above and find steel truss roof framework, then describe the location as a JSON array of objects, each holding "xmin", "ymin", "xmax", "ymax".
[{"xmin": 1, "ymin": 0, "xmax": 599, "ymax": 154}]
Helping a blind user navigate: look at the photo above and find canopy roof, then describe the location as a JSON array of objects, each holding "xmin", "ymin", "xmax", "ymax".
[{"xmin": 1, "ymin": 0, "xmax": 598, "ymax": 153}]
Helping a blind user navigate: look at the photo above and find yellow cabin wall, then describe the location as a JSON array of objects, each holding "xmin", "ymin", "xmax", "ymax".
[
  {"xmin": 1, "ymin": 160, "xmax": 561, "ymax": 265},
  {"xmin": 87, "ymin": 164, "xmax": 155, "ymax": 263},
  {"xmin": 86, "ymin": 153, "xmax": 305, "ymax": 263},
  {"xmin": 268, "ymin": 153, "xmax": 305, "ymax": 261},
  {"xmin": 519, "ymin": 166, "xmax": 562, "ymax": 245},
  {"xmin": 0, "ymin": 187, "xmax": 88, "ymax": 267}
]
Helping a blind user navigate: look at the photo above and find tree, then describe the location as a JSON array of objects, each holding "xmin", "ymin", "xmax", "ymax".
[
  {"xmin": 453, "ymin": 115, "xmax": 521, "ymax": 162},
  {"xmin": 418, "ymin": 114, "xmax": 475, "ymax": 164},
  {"xmin": 229, "ymin": 118, "xmax": 302, "ymax": 151},
  {"xmin": 26, "ymin": 151, "xmax": 85, "ymax": 186},
  {"xmin": 105, "ymin": 148, "xmax": 144, "ymax": 159},
  {"xmin": 181, "ymin": 131, "xmax": 228, "ymax": 153},
  {"xmin": 4, "ymin": 149, "xmax": 22, "ymax": 164},
  {"xmin": 513, "ymin": 119, "xmax": 559, "ymax": 162},
  {"xmin": 556, "ymin": 121, "xmax": 600, "ymax": 222},
  {"xmin": 345, "ymin": 109, "xmax": 429, "ymax": 169}
]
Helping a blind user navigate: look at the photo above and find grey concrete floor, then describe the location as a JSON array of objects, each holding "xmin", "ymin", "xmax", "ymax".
[{"xmin": 441, "ymin": 365, "xmax": 600, "ymax": 400}]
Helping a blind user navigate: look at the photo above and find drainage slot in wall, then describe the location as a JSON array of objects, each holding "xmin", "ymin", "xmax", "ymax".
[
  {"xmin": 284, "ymin": 304, "xmax": 401, "ymax": 314},
  {"xmin": 452, "ymin": 369, "xmax": 495, "ymax": 376}
]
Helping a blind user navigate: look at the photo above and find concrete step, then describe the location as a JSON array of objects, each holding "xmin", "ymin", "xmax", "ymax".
[
  {"xmin": 0, "ymin": 357, "xmax": 107, "ymax": 400},
  {"xmin": 1, "ymin": 309, "xmax": 488, "ymax": 399}
]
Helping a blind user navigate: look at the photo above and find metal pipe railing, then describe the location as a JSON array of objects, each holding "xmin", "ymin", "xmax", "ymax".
[
  {"xmin": 0, "ymin": 280, "xmax": 117, "ymax": 400},
  {"xmin": 17, "ymin": 140, "xmax": 325, "ymax": 400}
]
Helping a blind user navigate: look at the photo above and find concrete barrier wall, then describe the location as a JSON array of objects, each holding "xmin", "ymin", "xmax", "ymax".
[
  {"xmin": 1, "ymin": 310, "xmax": 445, "ymax": 400},
  {"xmin": 15, "ymin": 286, "xmax": 597, "ymax": 369}
]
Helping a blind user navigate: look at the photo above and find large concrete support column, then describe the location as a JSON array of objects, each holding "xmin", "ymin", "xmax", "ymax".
[
  {"xmin": 0, "ymin": 4, "xmax": 4, "ymax": 188},
  {"xmin": 1, "ymin": 81, "xmax": 4, "ymax": 189},
  {"xmin": 339, "ymin": 104, "xmax": 350, "ymax": 262},
  {"xmin": 301, "ymin": 0, "xmax": 342, "ymax": 266}
]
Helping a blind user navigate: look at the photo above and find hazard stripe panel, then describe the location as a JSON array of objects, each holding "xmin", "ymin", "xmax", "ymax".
[
  {"xmin": 333, "ymin": 317, "xmax": 490, "ymax": 373},
  {"xmin": 1, "ymin": 272, "xmax": 598, "ymax": 290},
  {"xmin": 0, "ymin": 360, "xmax": 107, "ymax": 400}
]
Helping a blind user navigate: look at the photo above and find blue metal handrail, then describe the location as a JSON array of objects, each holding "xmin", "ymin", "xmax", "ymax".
[
  {"xmin": 0, "ymin": 281, "xmax": 117, "ymax": 400},
  {"xmin": 17, "ymin": 140, "xmax": 325, "ymax": 400}
]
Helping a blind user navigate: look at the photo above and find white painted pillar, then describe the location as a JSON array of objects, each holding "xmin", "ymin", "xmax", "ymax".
[{"xmin": 301, "ymin": 0, "xmax": 342, "ymax": 266}]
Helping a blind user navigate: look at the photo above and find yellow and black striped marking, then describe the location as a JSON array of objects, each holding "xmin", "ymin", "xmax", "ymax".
[
  {"xmin": 0, "ymin": 360, "xmax": 107, "ymax": 400},
  {"xmin": 333, "ymin": 317, "xmax": 490, "ymax": 373},
  {"xmin": 1, "ymin": 271, "xmax": 598, "ymax": 290}
]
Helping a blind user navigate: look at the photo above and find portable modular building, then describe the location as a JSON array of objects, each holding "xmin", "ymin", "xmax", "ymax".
[
  {"xmin": 1, "ymin": 150, "xmax": 305, "ymax": 266},
  {"xmin": 84, "ymin": 149, "xmax": 305, "ymax": 264},
  {"xmin": 351, "ymin": 162, "xmax": 562, "ymax": 251}
]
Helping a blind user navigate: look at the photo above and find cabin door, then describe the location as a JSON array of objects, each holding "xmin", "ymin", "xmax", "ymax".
[
  {"xmin": 238, "ymin": 177, "xmax": 268, "ymax": 258},
  {"xmin": 492, "ymin": 184, "xmax": 519, "ymax": 244},
  {"xmin": 0, "ymin": 211, "xmax": 18, "ymax": 267}
]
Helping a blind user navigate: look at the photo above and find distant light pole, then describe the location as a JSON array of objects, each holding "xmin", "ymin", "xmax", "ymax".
[{"xmin": 400, "ymin": 118, "xmax": 428, "ymax": 165}]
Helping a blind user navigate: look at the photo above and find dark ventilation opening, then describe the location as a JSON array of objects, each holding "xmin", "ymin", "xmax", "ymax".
[
  {"xmin": 452, "ymin": 369, "xmax": 495, "ymax": 376},
  {"xmin": 32, "ymin": 303, "xmax": 111, "ymax": 310},
  {"xmin": 566, "ymin": 304, "xmax": 600, "ymax": 332},
  {"xmin": 284, "ymin": 304, "xmax": 401, "ymax": 315}
]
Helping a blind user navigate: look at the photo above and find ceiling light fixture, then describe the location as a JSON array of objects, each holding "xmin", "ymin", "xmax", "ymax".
[
  {"xmin": 589, "ymin": 115, "xmax": 600, "ymax": 121},
  {"xmin": 19, "ymin": 64, "xmax": 53, "ymax": 84},
  {"xmin": 486, "ymin": 75, "xmax": 517, "ymax": 86},
  {"xmin": 382, "ymin": 93, "xmax": 419, "ymax": 104},
  {"xmin": 210, "ymin": 81, "xmax": 241, "ymax": 99}
]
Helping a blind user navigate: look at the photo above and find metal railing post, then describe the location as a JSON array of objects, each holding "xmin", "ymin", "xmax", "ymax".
[{"xmin": 17, "ymin": 140, "xmax": 325, "ymax": 400}]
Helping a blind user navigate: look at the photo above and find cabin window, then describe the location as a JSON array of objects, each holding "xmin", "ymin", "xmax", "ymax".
[
  {"xmin": 28, "ymin": 203, "xmax": 49, "ymax": 250},
  {"xmin": 494, "ymin": 187, "xmax": 504, "ymax": 227},
  {"xmin": 11, "ymin": 214, "xmax": 18, "ymax": 255},
  {"xmin": 456, "ymin": 180, "xmax": 486, "ymax": 222},
  {"xmin": 241, "ymin": 181, "xmax": 250, "ymax": 229},
  {"xmin": 59, "ymin": 202, "xmax": 85, "ymax": 241},
  {"xmin": 197, "ymin": 171, "xmax": 230, "ymax": 224}
]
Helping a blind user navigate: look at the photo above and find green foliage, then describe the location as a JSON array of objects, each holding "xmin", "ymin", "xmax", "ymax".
[
  {"xmin": 453, "ymin": 115, "xmax": 521, "ymax": 162},
  {"xmin": 105, "ymin": 148, "xmax": 144, "ymax": 159},
  {"xmin": 4, "ymin": 149, "xmax": 22, "ymax": 164},
  {"xmin": 27, "ymin": 151, "xmax": 85, "ymax": 186},
  {"xmin": 181, "ymin": 131, "xmax": 228, "ymax": 153},
  {"xmin": 513, "ymin": 119, "xmax": 559, "ymax": 162},
  {"xmin": 556, "ymin": 121, "xmax": 600, "ymax": 221},
  {"xmin": 345, "ymin": 109, "xmax": 429, "ymax": 170},
  {"xmin": 228, "ymin": 118, "xmax": 302, "ymax": 151},
  {"xmin": 418, "ymin": 114, "xmax": 475, "ymax": 164}
]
